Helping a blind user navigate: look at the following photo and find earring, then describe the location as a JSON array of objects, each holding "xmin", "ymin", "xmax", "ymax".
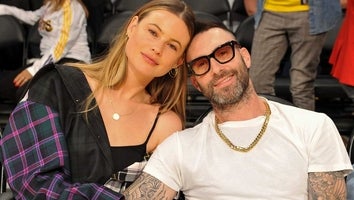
[{"xmin": 168, "ymin": 68, "xmax": 178, "ymax": 78}]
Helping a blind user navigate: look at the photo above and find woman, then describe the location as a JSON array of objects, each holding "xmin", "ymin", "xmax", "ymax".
[
  {"xmin": 329, "ymin": 0, "xmax": 354, "ymax": 199},
  {"xmin": 0, "ymin": 0, "xmax": 195, "ymax": 199},
  {"xmin": 329, "ymin": 0, "xmax": 354, "ymax": 103},
  {"xmin": 0, "ymin": 0, "xmax": 91, "ymax": 101}
]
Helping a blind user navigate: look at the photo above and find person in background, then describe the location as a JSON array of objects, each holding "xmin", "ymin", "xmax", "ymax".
[
  {"xmin": 228, "ymin": 0, "xmax": 257, "ymax": 32},
  {"xmin": 0, "ymin": 0, "xmax": 91, "ymax": 102},
  {"xmin": 329, "ymin": 0, "xmax": 354, "ymax": 106},
  {"xmin": 329, "ymin": 0, "xmax": 354, "ymax": 199},
  {"xmin": 0, "ymin": 0, "xmax": 195, "ymax": 199},
  {"xmin": 249, "ymin": 0, "xmax": 342, "ymax": 111},
  {"xmin": 243, "ymin": 0, "xmax": 257, "ymax": 16},
  {"xmin": 123, "ymin": 21, "xmax": 352, "ymax": 199}
]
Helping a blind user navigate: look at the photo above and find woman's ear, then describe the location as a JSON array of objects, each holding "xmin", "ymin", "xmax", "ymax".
[
  {"xmin": 239, "ymin": 47, "xmax": 251, "ymax": 69},
  {"xmin": 175, "ymin": 57, "xmax": 185, "ymax": 68},
  {"xmin": 126, "ymin": 16, "xmax": 139, "ymax": 38}
]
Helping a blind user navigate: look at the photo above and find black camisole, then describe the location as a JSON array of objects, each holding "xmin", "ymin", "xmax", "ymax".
[{"xmin": 110, "ymin": 112, "xmax": 160, "ymax": 173}]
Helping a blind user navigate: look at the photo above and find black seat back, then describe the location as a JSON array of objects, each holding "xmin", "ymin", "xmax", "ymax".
[
  {"xmin": 0, "ymin": 15, "xmax": 27, "ymax": 71},
  {"xmin": 184, "ymin": 0, "xmax": 230, "ymax": 23},
  {"xmin": 234, "ymin": 16, "xmax": 255, "ymax": 52}
]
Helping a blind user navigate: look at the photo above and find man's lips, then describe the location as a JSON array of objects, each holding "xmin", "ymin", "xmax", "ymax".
[
  {"xmin": 141, "ymin": 52, "xmax": 158, "ymax": 65},
  {"xmin": 213, "ymin": 74, "xmax": 234, "ymax": 88}
]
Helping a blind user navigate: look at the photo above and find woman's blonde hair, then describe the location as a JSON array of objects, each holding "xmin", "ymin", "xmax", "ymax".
[{"xmin": 73, "ymin": 0, "xmax": 195, "ymax": 127}]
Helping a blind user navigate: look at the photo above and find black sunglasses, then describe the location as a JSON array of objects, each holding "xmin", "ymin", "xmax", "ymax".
[{"xmin": 187, "ymin": 40, "xmax": 241, "ymax": 76}]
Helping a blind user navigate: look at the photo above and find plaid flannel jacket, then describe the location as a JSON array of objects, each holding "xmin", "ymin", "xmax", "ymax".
[{"xmin": 0, "ymin": 64, "xmax": 124, "ymax": 199}]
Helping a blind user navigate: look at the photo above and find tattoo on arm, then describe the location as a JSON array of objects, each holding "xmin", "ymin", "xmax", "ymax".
[
  {"xmin": 123, "ymin": 172, "xmax": 176, "ymax": 200},
  {"xmin": 308, "ymin": 171, "xmax": 347, "ymax": 200}
]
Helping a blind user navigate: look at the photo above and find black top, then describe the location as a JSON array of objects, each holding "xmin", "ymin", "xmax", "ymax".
[{"xmin": 111, "ymin": 112, "xmax": 160, "ymax": 172}]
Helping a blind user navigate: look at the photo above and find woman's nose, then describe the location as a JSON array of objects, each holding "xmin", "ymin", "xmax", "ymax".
[{"xmin": 151, "ymin": 42, "xmax": 163, "ymax": 55}]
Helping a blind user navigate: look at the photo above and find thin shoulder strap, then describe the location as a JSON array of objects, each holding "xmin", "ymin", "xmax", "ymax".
[{"xmin": 144, "ymin": 112, "xmax": 161, "ymax": 145}]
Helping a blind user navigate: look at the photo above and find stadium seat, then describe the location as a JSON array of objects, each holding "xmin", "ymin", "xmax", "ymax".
[
  {"xmin": 95, "ymin": 11, "xmax": 132, "ymax": 56},
  {"xmin": 0, "ymin": 15, "xmax": 26, "ymax": 71},
  {"xmin": 184, "ymin": 0, "xmax": 230, "ymax": 24},
  {"xmin": 114, "ymin": 0, "xmax": 149, "ymax": 14}
]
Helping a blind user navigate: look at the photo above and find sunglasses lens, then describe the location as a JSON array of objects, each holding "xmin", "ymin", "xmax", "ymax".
[
  {"xmin": 214, "ymin": 44, "xmax": 234, "ymax": 64},
  {"xmin": 190, "ymin": 57, "xmax": 209, "ymax": 75}
]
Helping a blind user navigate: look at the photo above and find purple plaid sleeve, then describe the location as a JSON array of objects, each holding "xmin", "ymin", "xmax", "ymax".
[{"xmin": 0, "ymin": 101, "xmax": 124, "ymax": 200}]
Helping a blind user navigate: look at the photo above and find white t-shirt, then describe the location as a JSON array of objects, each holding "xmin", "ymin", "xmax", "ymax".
[{"xmin": 144, "ymin": 100, "xmax": 353, "ymax": 200}]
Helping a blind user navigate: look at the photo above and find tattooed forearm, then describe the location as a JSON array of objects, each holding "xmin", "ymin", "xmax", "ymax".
[
  {"xmin": 123, "ymin": 172, "xmax": 176, "ymax": 200},
  {"xmin": 308, "ymin": 171, "xmax": 347, "ymax": 200}
]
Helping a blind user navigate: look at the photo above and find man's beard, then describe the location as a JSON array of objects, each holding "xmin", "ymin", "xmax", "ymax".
[{"xmin": 200, "ymin": 68, "xmax": 249, "ymax": 110}]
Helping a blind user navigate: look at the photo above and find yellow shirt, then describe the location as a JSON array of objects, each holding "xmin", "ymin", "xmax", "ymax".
[{"xmin": 264, "ymin": 0, "xmax": 309, "ymax": 12}]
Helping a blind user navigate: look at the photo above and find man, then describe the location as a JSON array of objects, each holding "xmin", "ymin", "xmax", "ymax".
[
  {"xmin": 249, "ymin": 0, "xmax": 342, "ymax": 111},
  {"xmin": 123, "ymin": 22, "xmax": 352, "ymax": 199}
]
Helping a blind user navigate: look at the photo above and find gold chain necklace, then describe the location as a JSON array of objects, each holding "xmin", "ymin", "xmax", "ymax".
[{"xmin": 214, "ymin": 101, "xmax": 271, "ymax": 152}]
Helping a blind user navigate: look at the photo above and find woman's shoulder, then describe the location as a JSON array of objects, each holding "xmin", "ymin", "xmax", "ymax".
[
  {"xmin": 150, "ymin": 110, "xmax": 182, "ymax": 147},
  {"xmin": 28, "ymin": 64, "xmax": 88, "ymax": 102},
  {"xmin": 30, "ymin": 64, "xmax": 82, "ymax": 84},
  {"xmin": 158, "ymin": 110, "xmax": 183, "ymax": 131}
]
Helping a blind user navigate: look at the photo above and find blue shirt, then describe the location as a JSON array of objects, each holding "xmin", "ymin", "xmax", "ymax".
[
  {"xmin": 347, "ymin": 165, "xmax": 354, "ymax": 200},
  {"xmin": 254, "ymin": 0, "xmax": 342, "ymax": 34}
]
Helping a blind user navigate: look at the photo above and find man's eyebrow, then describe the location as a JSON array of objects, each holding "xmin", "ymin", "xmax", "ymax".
[{"xmin": 149, "ymin": 23, "xmax": 182, "ymax": 48}]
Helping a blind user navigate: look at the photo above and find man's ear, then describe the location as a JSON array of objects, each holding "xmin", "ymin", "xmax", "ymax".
[
  {"xmin": 190, "ymin": 76, "xmax": 201, "ymax": 92},
  {"xmin": 239, "ymin": 47, "xmax": 251, "ymax": 69}
]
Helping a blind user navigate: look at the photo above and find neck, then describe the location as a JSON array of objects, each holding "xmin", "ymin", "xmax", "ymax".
[
  {"xmin": 110, "ymin": 86, "xmax": 149, "ymax": 104},
  {"xmin": 213, "ymin": 92, "xmax": 267, "ymax": 123}
]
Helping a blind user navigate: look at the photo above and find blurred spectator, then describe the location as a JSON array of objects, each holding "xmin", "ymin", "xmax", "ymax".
[
  {"xmin": 249, "ymin": 0, "xmax": 342, "ymax": 110},
  {"xmin": 229, "ymin": 0, "xmax": 257, "ymax": 31},
  {"xmin": 0, "ymin": 0, "xmax": 91, "ymax": 102},
  {"xmin": 329, "ymin": 1, "xmax": 354, "ymax": 195},
  {"xmin": 243, "ymin": 0, "xmax": 257, "ymax": 16},
  {"xmin": 329, "ymin": 0, "xmax": 354, "ymax": 103}
]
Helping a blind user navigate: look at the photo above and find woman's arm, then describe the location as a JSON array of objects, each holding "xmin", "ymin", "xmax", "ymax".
[
  {"xmin": 0, "ymin": 101, "xmax": 123, "ymax": 199},
  {"xmin": 0, "ymin": 4, "xmax": 43, "ymax": 25}
]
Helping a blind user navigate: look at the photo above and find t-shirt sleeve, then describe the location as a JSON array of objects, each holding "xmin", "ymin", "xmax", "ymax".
[
  {"xmin": 307, "ymin": 113, "xmax": 353, "ymax": 175},
  {"xmin": 143, "ymin": 132, "xmax": 182, "ymax": 192}
]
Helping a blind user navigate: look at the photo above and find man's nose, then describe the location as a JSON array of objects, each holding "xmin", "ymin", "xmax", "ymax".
[{"xmin": 210, "ymin": 58, "xmax": 224, "ymax": 74}]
